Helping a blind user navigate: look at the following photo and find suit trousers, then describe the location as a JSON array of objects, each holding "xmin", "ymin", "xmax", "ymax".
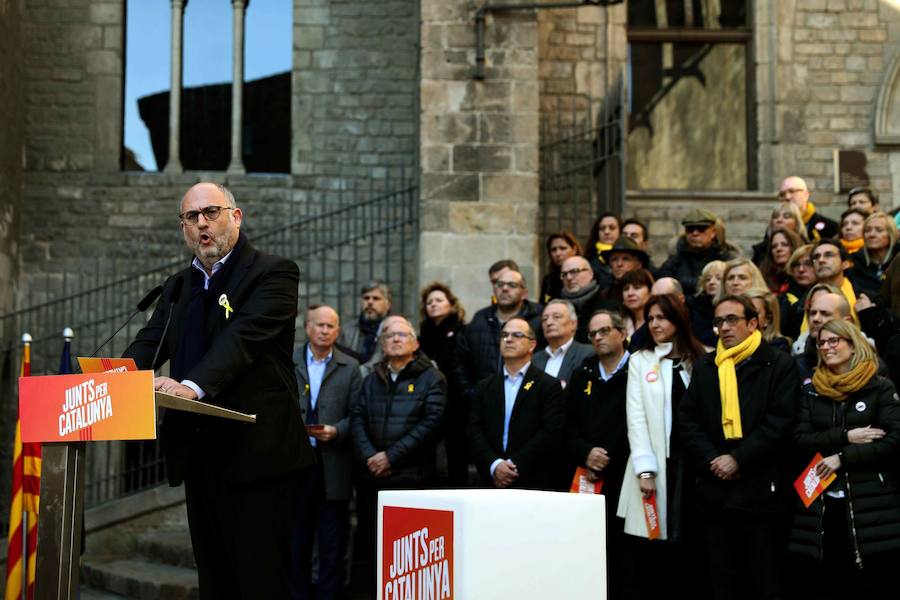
[
  {"xmin": 290, "ymin": 460, "xmax": 350, "ymax": 600},
  {"xmin": 701, "ymin": 511, "xmax": 781, "ymax": 600},
  {"xmin": 184, "ymin": 461, "xmax": 304, "ymax": 600}
]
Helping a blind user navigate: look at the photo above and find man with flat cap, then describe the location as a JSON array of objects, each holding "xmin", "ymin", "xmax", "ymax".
[
  {"xmin": 600, "ymin": 236, "xmax": 652, "ymax": 301},
  {"xmin": 124, "ymin": 182, "xmax": 315, "ymax": 599},
  {"xmin": 657, "ymin": 208, "xmax": 740, "ymax": 296}
]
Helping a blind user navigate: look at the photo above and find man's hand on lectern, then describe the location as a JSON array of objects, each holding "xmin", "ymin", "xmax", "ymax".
[{"xmin": 154, "ymin": 376, "xmax": 199, "ymax": 400}]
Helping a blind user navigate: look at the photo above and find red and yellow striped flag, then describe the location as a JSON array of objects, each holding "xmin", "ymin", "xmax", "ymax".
[{"xmin": 5, "ymin": 337, "xmax": 40, "ymax": 600}]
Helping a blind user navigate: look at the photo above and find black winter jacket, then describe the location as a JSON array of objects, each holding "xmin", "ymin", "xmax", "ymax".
[
  {"xmin": 679, "ymin": 341, "xmax": 800, "ymax": 514},
  {"xmin": 790, "ymin": 376, "xmax": 900, "ymax": 565},
  {"xmin": 351, "ymin": 352, "xmax": 446, "ymax": 485},
  {"xmin": 451, "ymin": 300, "xmax": 543, "ymax": 403},
  {"xmin": 657, "ymin": 238, "xmax": 740, "ymax": 296}
]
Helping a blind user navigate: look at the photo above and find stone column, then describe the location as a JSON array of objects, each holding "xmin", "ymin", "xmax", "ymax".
[
  {"xmin": 227, "ymin": 0, "xmax": 248, "ymax": 175},
  {"xmin": 165, "ymin": 0, "xmax": 187, "ymax": 173},
  {"xmin": 419, "ymin": 1, "xmax": 541, "ymax": 312}
]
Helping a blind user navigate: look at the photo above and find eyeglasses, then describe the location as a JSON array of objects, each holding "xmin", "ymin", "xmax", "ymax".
[
  {"xmin": 816, "ymin": 336, "xmax": 846, "ymax": 349},
  {"xmin": 180, "ymin": 206, "xmax": 233, "ymax": 224},
  {"xmin": 712, "ymin": 315, "xmax": 747, "ymax": 328},
  {"xmin": 500, "ymin": 331, "xmax": 534, "ymax": 341},
  {"xmin": 588, "ymin": 327, "xmax": 615, "ymax": 338},
  {"xmin": 560, "ymin": 267, "xmax": 591, "ymax": 280},
  {"xmin": 493, "ymin": 280, "xmax": 522, "ymax": 290},
  {"xmin": 685, "ymin": 225, "xmax": 711, "ymax": 234},
  {"xmin": 779, "ymin": 188, "xmax": 805, "ymax": 198},
  {"xmin": 382, "ymin": 331, "xmax": 412, "ymax": 341}
]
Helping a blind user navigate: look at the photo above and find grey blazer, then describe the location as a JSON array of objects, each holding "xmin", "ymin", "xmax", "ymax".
[
  {"xmin": 293, "ymin": 344, "xmax": 363, "ymax": 501},
  {"xmin": 531, "ymin": 340, "xmax": 595, "ymax": 388}
]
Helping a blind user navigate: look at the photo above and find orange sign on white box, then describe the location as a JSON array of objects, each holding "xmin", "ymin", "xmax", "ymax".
[
  {"xmin": 381, "ymin": 506, "xmax": 454, "ymax": 600},
  {"xmin": 19, "ymin": 370, "xmax": 156, "ymax": 443}
]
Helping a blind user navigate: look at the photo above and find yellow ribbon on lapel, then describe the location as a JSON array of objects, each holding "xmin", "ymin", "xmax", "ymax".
[
  {"xmin": 218, "ymin": 293, "xmax": 234, "ymax": 320},
  {"xmin": 523, "ymin": 380, "xmax": 534, "ymax": 391},
  {"xmin": 584, "ymin": 380, "xmax": 592, "ymax": 395},
  {"xmin": 407, "ymin": 383, "xmax": 415, "ymax": 393}
]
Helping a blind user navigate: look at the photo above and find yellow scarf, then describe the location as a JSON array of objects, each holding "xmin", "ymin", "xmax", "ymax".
[
  {"xmin": 801, "ymin": 200, "xmax": 816, "ymax": 225},
  {"xmin": 840, "ymin": 238, "xmax": 864, "ymax": 254},
  {"xmin": 715, "ymin": 330, "xmax": 762, "ymax": 440},
  {"xmin": 595, "ymin": 241, "xmax": 612, "ymax": 264},
  {"xmin": 812, "ymin": 359, "xmax": 877, "ymax": 401},
  {"xmin": 800, "ymin": 278, "xmax": 858, "ymax": 333}
]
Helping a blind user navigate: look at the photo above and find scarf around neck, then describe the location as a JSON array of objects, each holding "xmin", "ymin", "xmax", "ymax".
[
  {"xmin": 715, "ymin": 330, "xmax": 762, "ymax": 440},
  {"xmin": 812, "ymin": 358, "xmax": 877, "ymax": 401}
]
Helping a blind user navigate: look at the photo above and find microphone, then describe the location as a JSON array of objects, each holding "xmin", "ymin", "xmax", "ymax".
[
  {"xmin": 150, "ymin": 276, "xmax": 185, "ymax": 372},
  {"xmin": 89, "ymin": 285, "xmax": 164, "ymax": 358}
]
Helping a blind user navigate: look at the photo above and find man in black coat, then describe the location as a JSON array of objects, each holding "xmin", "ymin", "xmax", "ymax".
[
  {"xmin": 467, "ymin": 317, "xmax": 565, "ymax": 490},
  {"xmin": 679, "ymin": 294, "xmax": 800, "ymax": 600},
  {"xmin": 656, "ymin": 209, "xmax": 740, "ymax": 296},
  {"xmin": 779, "ymin": 175, "xmax": 839, "ymax": 241},
  {"xmin": 350, "ymin": 315, "xmax": 446, "ymax": 592},
  {"xmin": 566, "ymin": 309, "xmax": 630, "ymax": 600},
  {"xmin": 124, "ymin": 183, "xmax": 315, "ymax": 599}
]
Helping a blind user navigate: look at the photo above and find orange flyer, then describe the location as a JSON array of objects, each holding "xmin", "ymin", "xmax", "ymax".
[
  {"xmin": 794, "ymin": 453, "xmax": 837, "ymax": 508},
  {"xmin": 642, "ymin": 494, "xmax": 661, "ymax": 540},
  {"xmin": 569, "ymin": 466, "xmax": 604, "ymax": 494},
  {"xmin": 77, "ymin": 357, "xmax": 138, "ymax": 374},
  {"xmin": 19, "ymin": 370, "xmax": 156, "ymax": 443}
]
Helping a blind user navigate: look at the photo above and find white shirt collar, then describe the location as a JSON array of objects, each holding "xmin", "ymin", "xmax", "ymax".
[{"xmin": 544, "ymin": 337, "xmax": 574, "ymax": 358}]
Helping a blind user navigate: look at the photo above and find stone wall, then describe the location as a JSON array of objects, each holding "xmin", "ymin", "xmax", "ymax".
[
  {"xmin": 293, "ymin": 0, "xmax": 420, "ymax": 187},
  {"xmin": 763, "ymin": 0, "xmax": 900, "ymax": 210},
  {"xmin": 419, "ymin": 0, "xmax": 541, "ymax": 313}
]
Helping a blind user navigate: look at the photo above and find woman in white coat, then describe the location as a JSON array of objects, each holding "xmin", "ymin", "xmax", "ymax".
[{"xmin": 617, "ymin": 293, "xmax": 708, "ymax": 598}]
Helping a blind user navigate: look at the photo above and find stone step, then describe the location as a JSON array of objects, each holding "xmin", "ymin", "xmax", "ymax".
[
  {"xmin": 81, "ymin": 557, "xmax": 199, "ymax": 600},
  {"xmin": 136, "ymin": 528, "xmax": 196, "ymax": 568},
  {"xmin": 78, "ymin": 586, "xmax": 129, "ymax": 600}
]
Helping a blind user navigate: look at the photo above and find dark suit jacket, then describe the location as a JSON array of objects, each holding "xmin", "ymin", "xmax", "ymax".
[
  {"xmin": 293, "ymin": 344, "xmax": 362, "ymax": 501},
  {"xmin": 531, "ymin": 340, "xmax": 595, "ymax": 388},
  {"xmin": 467, "ymin": 364, "xmax": 565, "ymax": 489},
  {"xmin": 124, "ymin": 240, "xmax": 315, "ymax": 486}
]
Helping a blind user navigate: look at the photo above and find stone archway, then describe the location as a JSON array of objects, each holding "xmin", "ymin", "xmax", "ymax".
[{"xmin": 876, "ymin": 50, "xmax": 900, "ymax": 145}]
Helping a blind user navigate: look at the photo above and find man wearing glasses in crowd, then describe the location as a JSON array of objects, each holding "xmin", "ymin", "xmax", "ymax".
[
  {"xmin": 350, "ymin": 315, "xmax": 446, "ymax": 592},
  {"xmin": 559, "ymin": 255, "xmax": 617, "ymax": 343},
  {"xmin": 467, "ymin": 317, "xmax": 564, "ymax": 489},
  {"xmin": 679, "ymin": 295, "xmax": 799, "ymax": 600},
  {"xmin": 452, "ymin": 260, "xmax": 543, "ymax": 412}
]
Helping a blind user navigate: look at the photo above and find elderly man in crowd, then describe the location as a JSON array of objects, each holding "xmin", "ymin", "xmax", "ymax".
[
  {"xmin": 657, "ymin": 209, "xmax": 740, "ymax": 296},
  {"xmin": 291, "ymin": 305, "xmax": 362, "ymax": 600},
  {"xmin": 338, "ymin": 280, "xmax": 392, "ymax": 364},
  {"xmin": 679, "ymin": 295, "xmax": 799, "ymax": 600},
  {"xmin": 779, "ymin": 175, "xmax": 839, "ymax": 240},
  {"xmin": 467, "ymin": 317, "xmax": 565, "ymax": 490},
  {"xmin": 559, "ymin": 255, "xmax": 617, "ymax": 343},
  {"xmin": 532, "ymin": 299, "xmax": 594, "ymax": 389},
  {"xmin": 350, "ymin": 316, "xmax": 446, "ymax": 592}
]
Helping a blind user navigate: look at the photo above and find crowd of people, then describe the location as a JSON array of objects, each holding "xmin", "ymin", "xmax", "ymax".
[{"xmin": 291, "ymin": 175, "xmax": 900, "ymax": 600}]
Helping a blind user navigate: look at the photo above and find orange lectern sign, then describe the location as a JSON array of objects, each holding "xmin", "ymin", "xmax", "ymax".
[{"xmin": 19, "ymin": 371, "xmax": 156, "ymax": 443}]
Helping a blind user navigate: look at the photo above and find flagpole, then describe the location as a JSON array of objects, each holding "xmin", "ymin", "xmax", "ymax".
[{"xmin": 22, "ymin": 333, "xmax": 31, "ymax": 600}]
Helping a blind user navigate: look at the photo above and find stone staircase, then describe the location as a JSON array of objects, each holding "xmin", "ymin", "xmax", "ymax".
[{"xmin": 81, "ymin": 526, "xmax": 198, "ymax": 600}]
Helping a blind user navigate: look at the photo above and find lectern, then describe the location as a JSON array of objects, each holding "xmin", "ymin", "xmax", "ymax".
[{"xmin": 18, "ymin": 370, "xmax": 256, "ymax": 600}]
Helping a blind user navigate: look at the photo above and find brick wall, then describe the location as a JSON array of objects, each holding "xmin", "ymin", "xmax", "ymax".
[{"xmin": 293, "ymin": 0, "xmax": 420, "ymax": 187}]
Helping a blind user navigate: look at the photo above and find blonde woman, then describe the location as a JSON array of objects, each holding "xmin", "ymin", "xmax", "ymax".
[
  {"xmin": 687, "ymin": 260, "xmax": 726, "ymax": 347},
  {"xmin": 848, "ymin": 211, "xmax": 898, "ymax": 302},
  {"xmin": 714, "ymin": 258, "xmax": 768, "ymax": 303},
  {"xmin": 743, "ymin": 287, "xmax": 791, "ymax": 353},
  {"xmin": 790, "ymin": 319, "xmax": 900, "ymax": 597}
]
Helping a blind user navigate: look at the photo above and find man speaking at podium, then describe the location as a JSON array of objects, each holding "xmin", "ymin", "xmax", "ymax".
[{"xmin": 124, "ymin": 182, "xmax": 315, "ymax": 599}]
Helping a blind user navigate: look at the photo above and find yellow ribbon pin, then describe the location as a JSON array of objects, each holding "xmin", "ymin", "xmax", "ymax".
[
  {"xmin": 304, "ymin": 383, "xmax": 310, "ymax": 396},
  {"xmin": 218, "ymin": 293, "xmax": 234, "ymax": 320},
  {"xmin": 584, "ymin": 380, "xmax": 592, "ymax": 395},
  {"xmin": 523, "ymin": 380, "xmax": 534, "ymax": 391},
  {"xmin": 408, "ymin": 383, "xmax": 415, "ymax": 393}
]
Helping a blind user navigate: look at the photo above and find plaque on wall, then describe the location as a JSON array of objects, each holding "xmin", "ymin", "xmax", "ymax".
[{"xmin": 833, "ymin": 149, "xmax": 870, "ymax": 193}]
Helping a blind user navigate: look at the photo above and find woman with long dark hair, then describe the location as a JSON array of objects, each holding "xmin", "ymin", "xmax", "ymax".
[
  {"xmin": 791, "ymin": 319, "xmax": 900, "ymax": 597},
  {"xmin": 759, "ymin": 228, "xmax": 804, "ymax": 295},
  {"xmin": 618, "ymin": 268, "xmax": 654, "ymax": 349},
  {"xmin": 540, "ymin": 231, "xmax": 583, "ymax": 303},
  {"xmin": 617, "ymin": 294, "xmax": 708, "ymax": 598}
]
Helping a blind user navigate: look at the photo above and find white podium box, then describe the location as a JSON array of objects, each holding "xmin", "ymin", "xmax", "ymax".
[{"xmin": 377, "ymin": 489, "xmax": 607, "ymax": 600}]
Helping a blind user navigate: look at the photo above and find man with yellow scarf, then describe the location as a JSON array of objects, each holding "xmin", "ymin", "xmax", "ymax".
[
  {"xmin": 679, "ymin": 294, "xmax": 800, "ymax": 600},
  {"xmin": 779, "ymin": 176, "xmax": 839, "ymax": 241}
]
